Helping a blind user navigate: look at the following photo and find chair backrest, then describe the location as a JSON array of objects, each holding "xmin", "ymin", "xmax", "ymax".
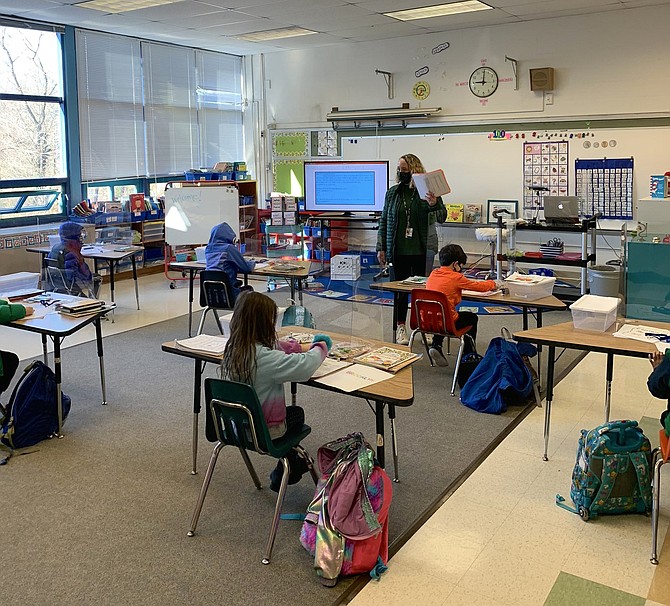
[
  {"xmin": 45, "ymin": 258, "xmax": 77, "ymax": 295},
  {"xmin": 204, "ymin": 378, "xmax": 278, "ymax": 457},
  {"xmin": 0, "ymin": 350, "xmax": 20, "ymax": 398},
  {"xmin": 199, "ymin": 270, "xmax": 235, "ymax": 310},
  {"xmin": 409, "ymin": 288, "xmax": 471, "ymax": 338}
]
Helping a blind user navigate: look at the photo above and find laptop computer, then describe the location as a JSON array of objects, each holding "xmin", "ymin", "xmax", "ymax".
[{"xmin": 543, "ymin": 196, "xmax": 580, "ymax": 226}]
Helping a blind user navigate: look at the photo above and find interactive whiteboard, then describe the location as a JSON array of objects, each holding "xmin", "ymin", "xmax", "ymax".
[{"xmin": 164, "ymin": 185, "xmax": 239, "ymax": 246}]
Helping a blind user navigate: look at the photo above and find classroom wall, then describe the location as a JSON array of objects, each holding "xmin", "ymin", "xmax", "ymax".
[{"xmin": 257, "ymin": 6, "xmax": 670, "ymax": 128}]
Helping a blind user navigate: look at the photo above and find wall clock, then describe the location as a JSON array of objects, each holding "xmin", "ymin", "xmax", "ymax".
[
  {"xmin": 412, "ymin": 80, "xmax": 430, "ymax": 100},
  {"xmin": 468, "ymin": 66, "xmax": 498, "ymax": 98}
]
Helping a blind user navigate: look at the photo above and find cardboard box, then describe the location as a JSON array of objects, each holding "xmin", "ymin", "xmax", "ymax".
[
  {"xmin": 271, "ymin": 197, "xmax": 284, "ymax": 211},
  {"xmin": 284, "ymin": 196, "xmax": 297, "ymax": 212},
  {"xmin": 271, "ymin": 211, "xmax": 284, "ymax": 226},
  {"xmin": 283, "ymin": 211, "xmax": 299, "ymax": 225},
  {"xmin": 330, "ymin": 254, "xmax": 361, "ymax": 280}
]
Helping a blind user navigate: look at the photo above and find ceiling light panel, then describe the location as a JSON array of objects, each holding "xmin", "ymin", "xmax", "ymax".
[
  {"xmin": 385, "ymin": 1, "xmax": 493, "ymax": 21},
  {"xmin": 237, "ymin": 26, "xmax": 317, "ymax": 41},
  {"xmin": 77, "ymin": 0, "xmax": 182, "ymax": 13}
]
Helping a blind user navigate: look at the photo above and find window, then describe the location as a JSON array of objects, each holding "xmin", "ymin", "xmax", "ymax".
[{"xmin": 0, "ymin": 25, "xmax": 67, "ymax": 224}]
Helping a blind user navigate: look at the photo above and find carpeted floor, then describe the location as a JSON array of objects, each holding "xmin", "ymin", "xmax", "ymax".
[{"xmin": 2, "ymin": 304, "xmax": 579, "ymax": 606}]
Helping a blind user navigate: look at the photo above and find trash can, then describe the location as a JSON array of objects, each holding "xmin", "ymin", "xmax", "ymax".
[{"xmin": 588, "ymin": 265, "xmax": 620, "ymax": 298}]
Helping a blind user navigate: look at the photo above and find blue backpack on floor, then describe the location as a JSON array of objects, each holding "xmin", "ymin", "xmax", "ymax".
[
  {"xmin": 459, "ymin": 337, "xmax": 533, "ymax": 414},
  {"xmin": 556, "ymin": 420, "xmax": 652, "ymax": 521},
  {"xmin": 0, "ymin": 361, "xmax": 71, "ymax": 452}
]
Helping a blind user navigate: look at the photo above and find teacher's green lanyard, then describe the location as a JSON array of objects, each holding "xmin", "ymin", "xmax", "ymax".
[{"xmin": 403, "ymin": 188, "xmax": 413, "ymax": 239}]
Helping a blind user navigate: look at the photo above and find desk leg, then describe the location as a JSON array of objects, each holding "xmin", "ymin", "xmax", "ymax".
[
  {"xmin": 188, "ymin": 269, "xmax": 195, "ymax": 337},
  {"xmin": 290, "ymin": 382, "xmax": 297, "ymax": 406},
  {"xmin": 42, "ymin": 334, "xmax": 48, "ymax": 365},
  {"xmin": 54, "ymin": 337, "xmax": 64, "ymax": 437},
  {"xmin": 289, "ymin": 279, "xmax": 297, "ymax": 304},
  {"xmin": 536, "ymin": 309, "xmax": 543, "ymax": 387},
  {"xmin": 375, "ymin": 400, "xmax": 385, "ymax": 469},
  {"xmin": 542, "ymin": 345, "xmax": 556, "ymax": 461},
  {"xmin": 108, "ymin": 260, "xmax": 116, "ymax": 323},
  {"xmin": 388, "ymin": 403, "xmax": 399, "ymax": 483},
  {"xmin": 192, "ymin": 359, "xmax": 203, "ymax": 475},
  {"xmin": 95, "ymin": 317, "xmax": 108, "ymax": 405},
  {"xmin": 131, "ymin": 255, "xmax": 140, "ymax": 310},
  {"xmin": 391, "ymin": 293, "xmax": 400, "ymax": 343},
  {"xmin": 604, "ymin": 353, "xmax": 614, "ymax": 422},
  {"xmin": 296, "ymin": 278, "xmax": 303, "ymax": 305},
  {"xmin": 522, "ymin": 308, "xmax": 529, "ymax": 330}
]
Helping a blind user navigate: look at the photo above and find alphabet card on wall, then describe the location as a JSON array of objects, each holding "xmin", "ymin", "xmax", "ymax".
[{"xmin": 523, "ymin": 141, "xmax": 569, "ymax": 218}]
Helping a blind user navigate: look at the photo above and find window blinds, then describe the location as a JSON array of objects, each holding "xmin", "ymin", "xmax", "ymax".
[{"xmin": 76, "ymin": 30, "xmax": 146, "ymax": 181}]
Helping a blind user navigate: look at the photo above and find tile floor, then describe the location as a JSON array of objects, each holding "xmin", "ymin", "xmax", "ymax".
[{"xmin": 2, "ymin": 273, "xmax": 669, "ymax": 606}]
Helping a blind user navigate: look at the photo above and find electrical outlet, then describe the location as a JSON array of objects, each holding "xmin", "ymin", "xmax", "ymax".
[{"xmin": 545, "ymin": 92, "xmax": 554, "ymax": 105}]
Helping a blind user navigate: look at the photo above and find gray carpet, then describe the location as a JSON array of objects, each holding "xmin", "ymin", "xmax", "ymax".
[{"xmin": 2, "ymin": 301, "xmax": 579, "ymax": 606}]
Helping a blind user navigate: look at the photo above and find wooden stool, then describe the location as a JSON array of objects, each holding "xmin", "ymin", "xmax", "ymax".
[{"xmin": 651, "ymin": 429, "xmax": 670, "ymax": 565}]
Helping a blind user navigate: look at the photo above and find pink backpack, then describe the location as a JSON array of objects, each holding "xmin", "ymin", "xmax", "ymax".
[{"xmin": 299, "ymin": 433, "xmax": 392, "ymax": 586}]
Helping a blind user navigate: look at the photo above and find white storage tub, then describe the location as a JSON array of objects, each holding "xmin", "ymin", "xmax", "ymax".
[
  {"xmin": 0, "ymin": 272, "xmax": 40, "ymax": 295},
  {"xmin": 569, "ymin": 294, "xmax": 619, "ymax": 332},
  {"xmin": 195, "ymin": 246, "xmax": 207, "ymax": 262},
  {"xmin": 504, "ymin": 272, "xmax": 556, "ymax": 301}
]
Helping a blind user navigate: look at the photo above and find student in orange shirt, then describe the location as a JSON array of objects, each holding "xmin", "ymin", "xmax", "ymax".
[{"xmin": 425, "ymin": 244, "xmax": 501, "ymax": 366}]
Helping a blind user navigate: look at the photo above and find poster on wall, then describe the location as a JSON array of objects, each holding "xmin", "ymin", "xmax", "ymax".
[{"xmin": 523, "ymin": 141, "xmax": 569, "ymax": 220}]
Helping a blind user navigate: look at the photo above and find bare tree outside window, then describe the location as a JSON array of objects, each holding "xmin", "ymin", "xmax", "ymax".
[{"xmin": 0, "ymin": 27, "xmax": 65, "ymax": 181}]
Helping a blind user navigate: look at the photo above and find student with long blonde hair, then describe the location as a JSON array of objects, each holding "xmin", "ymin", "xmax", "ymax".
[{"xmin": 221, "ymin": 291, "xmax": 332, "ymax": 490}]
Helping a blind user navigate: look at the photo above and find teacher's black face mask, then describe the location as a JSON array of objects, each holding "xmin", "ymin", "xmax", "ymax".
[{"xmin": 397, "ymin": 171, "xmax": 411, "ymax": 184}]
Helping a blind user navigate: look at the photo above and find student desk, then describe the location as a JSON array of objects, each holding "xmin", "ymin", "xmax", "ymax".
[
  {"xmin": 27, "ymin": 244, "xmax": 144, "ymax": 310},
  {"xmin": 370, "ymin": 280, "xmax": 566, "ymax": 339},
  {"xmin": 161, "ymin": 328, "xmax": 414, "ymax": 481},
  {"xmin": 513, "ymin": 319, "xmax": 663, "ymax": 461},
  {"xmin": 169, "ymin": 259, "xmax": 313, "ymax": 336},
  {"xmin": 5, "ymin": 294, "xmax": 113, "ymax": 435}
]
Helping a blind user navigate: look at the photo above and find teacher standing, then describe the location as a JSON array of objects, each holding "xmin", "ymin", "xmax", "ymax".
[{"xmin": 376, "ymin": 154, "xmax": 447, "ymax": 345}]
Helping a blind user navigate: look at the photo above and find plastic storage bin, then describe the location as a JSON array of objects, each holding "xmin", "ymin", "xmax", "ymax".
[
  {"xmin": 195, "ymin": 246, "xmax": 206, "ymax": 262},
  {"xmin": 569, "ymin": 294, "xmax": 619, "ymax": 332},
  {"xmin": 505, "ymin": 272, "xmax": 556, "ymax": 301}
]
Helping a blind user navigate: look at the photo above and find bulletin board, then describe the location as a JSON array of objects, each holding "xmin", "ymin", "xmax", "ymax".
[
  {"xmin": 164, "ymin": 185, "xmax": 239, "ymax": 246},
  {"xmin": 575, "ymin": 157, "xmax": 634, "ymax": 219}
]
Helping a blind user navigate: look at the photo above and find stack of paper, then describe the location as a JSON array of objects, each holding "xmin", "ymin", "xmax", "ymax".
[
  {"xmin": 175, "ymin": 334, "xmax": 229, "ymax": 356},
  {"xmin": 58, "ymin": 299, "xmax": 106, "ymax": 317}
]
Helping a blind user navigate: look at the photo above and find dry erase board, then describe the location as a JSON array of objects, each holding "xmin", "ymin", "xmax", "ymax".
[
  {"xmin": 342, "ymin": 127, "xmax": 670, "ymax": 224},
  {"xmin": 164, "ymin": 185, "xmax": 239, "ymax": 246}
]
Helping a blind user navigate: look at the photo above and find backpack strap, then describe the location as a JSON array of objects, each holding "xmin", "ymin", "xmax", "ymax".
[{"xmin": 629, "ymin": 451, "xmax": 652, "ymax": 510}]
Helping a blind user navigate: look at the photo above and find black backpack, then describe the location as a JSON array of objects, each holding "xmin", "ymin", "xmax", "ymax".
[{"xmin": 0, "ymin": 361, "xmax": 71, "ymax": 452}]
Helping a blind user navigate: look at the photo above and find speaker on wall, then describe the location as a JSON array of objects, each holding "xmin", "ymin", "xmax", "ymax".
[{"xmin": 530, "ymin": 67, "xmax": 555, "ymax": 91}]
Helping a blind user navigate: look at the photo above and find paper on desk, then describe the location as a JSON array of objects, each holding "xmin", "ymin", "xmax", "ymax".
[
  {"xmin": 412, "ymin": 169, "xmax": 451, "ymax": 199},
  {"xmin": 311, "ymin": 357, "xmax": 353, "ymax": 379},
  {"xmin": 612, "ymin": 324, "xmax": 670, "ymax": 352},
  {"xmin": 314, "ymin": 363, "xmax": 393, "ymax": 392},
  {"xmin": 175, "ymin": 334, "xmax": 228, "ymax": 356},
  {"xmin": 254, "ymin": 262, "xmax": 270, "ymax": 269},
  {"xmin": 462, "ymin": 288, "xmax": 502, "ymax": 297}
]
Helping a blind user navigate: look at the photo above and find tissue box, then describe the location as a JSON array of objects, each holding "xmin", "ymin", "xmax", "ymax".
[
  {"xmin": 505, "ymin": 272, "xmax": 556, "ymax": 301},
  {"xmin": 330, "ymin": 254, "xmax": 361, "ymax": 280},
  {"xmin": 570, "ymin": 294, "xmax": 619, "ymax": 332}
]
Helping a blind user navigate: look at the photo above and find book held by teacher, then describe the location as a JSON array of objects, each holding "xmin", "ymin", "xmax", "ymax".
[{"xmin": 412, "ymin": 169, "xmax": 451, "ymax": 199}]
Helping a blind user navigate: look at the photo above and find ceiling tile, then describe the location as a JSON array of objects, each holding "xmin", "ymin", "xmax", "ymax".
[
  {"xmin": 199, "ymin": 17, "xmax": 290, "ymax": 35},
  {"xmin": 237, "ymin": 0, "xmax": 349, "ymax": 19},
  {"xmin": 109, "ymin": 0, "xmax": 221, "ymax": 19}
]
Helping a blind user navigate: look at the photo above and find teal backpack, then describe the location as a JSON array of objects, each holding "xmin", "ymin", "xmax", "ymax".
[
  {"xmin": 281, "ymin": 300, "xmax": 316, "ymax": 329},
  {"xmin": 556, "ymin": 420, "xmax": 652, "ymax": 521}
]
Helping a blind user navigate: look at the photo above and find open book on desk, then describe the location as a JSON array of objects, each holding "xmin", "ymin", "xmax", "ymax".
[
  {"xmin": 311, "ymin": 357, "xmax": 353, "ymax": 379},
  {"xmin": 175, "ymin": 334, "xmax": 228, "ymax": 357},
  {"xmin": 401, "ymin": 276, "xmax": 428, "ymax": 285},
  {"xmin": 314, "ymin": 363, "xmax": 393, "ymax": 392},
  {"xmin": 353, "ymin": 346, "xmax": 420, "ymax": 372}
]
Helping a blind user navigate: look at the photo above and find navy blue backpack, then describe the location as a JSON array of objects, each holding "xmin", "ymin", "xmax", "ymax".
[
  {"xmin": 0, "ymin": 360, "xmax": 71, "ymax": 451},
  {"xmin": 460, "ymin": 336, "xmax": 534, "ymax": 414}
]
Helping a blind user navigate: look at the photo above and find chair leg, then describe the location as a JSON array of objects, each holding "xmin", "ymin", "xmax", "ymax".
[
  {"xmin": 213, "ymin": 312, "xmax": 225, "ymax": 336},
  {"xmin": 451, "ymin": 338, "xmax": 466, "ymax": 396},
  {"xmin": 263, "ymin": 455, "xmax": 291, "ymax": 565},
  {"xmin": 187, "ymin": 441, "xmax": 224, "ymax": 537},
  {"xmin": 196, "ymin": 308, "xmax": 210, "ymax": 335},
  {"xmin": 407, "ymin": 328, "xmax": 420, "ymax": 351},
  {"xmin": 651, "ymin": 453, "xmax": 664, "ymax": 564},
  {"xmin": 238, "ymin": 447, "xmax": 262, "ymax": 489}
]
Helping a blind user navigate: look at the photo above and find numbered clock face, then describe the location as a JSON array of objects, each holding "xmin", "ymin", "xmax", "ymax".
[{"xmin": 468, "ymin": 66, "xmax": 498, "ymax": 98}]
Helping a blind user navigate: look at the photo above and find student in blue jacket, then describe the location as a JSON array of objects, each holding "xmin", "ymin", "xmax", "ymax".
[{"xmin": 205, "ymin": 222, "xmax": 255, "ymax": 301}]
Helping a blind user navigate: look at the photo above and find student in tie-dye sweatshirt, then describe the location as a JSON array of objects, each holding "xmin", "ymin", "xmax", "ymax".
[{"xmin": 220, "ymin": 291, "xmax": 332, "ymax": 490}]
